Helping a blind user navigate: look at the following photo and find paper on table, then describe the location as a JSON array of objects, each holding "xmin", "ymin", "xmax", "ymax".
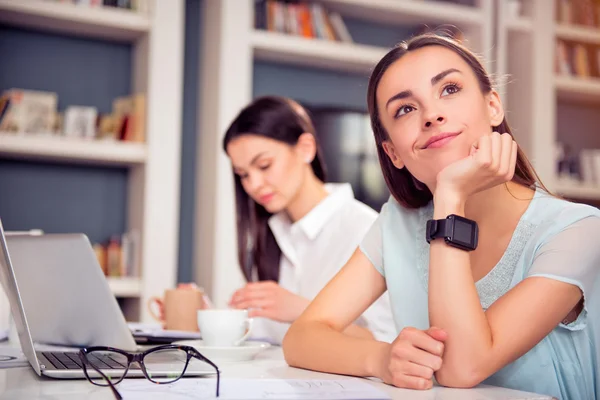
[{"xmin": 118, "ymin": 378, "xmax": 391, "ymax": 400}]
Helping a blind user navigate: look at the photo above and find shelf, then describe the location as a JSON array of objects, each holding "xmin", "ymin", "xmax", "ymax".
[
  {"xmin": 555, "ymin": 75, "xmax": 600, "ymax": 104},
  {"xmin": 251, "ymin": 30, "xmax": 386, "ymax": 74},
  {"xmin": 0, "ymin": 0, "xmax": 151, "ymax": 42},
  {"xmin": 107, "ymin": 277, "xmax": 142, "ymax": 298},
  {"xmin": 0, "ymin": 134, "xmax": 147, "ymax": 167},
  {"xmin": 556, "ymin": 23, "xmax": 600, "ymax": 45},
  {"xmin": 555, "ymin": 183, "xmax": 600, "ymax": 200},
  {"xmin": 318, "ymin": 0, "xmax": 484, "ymax": 28},
  {"xmin": 506, "ymin": 18, "xmax": 533, "ymax": 34}
]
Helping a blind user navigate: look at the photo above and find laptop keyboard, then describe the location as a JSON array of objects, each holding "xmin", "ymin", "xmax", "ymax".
[{"xmin": 42, "ymin": 351, "xmax": 140, "ymax": 370}]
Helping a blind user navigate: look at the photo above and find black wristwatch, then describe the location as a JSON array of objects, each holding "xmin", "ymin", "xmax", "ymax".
[{"xmin": 426, "ymin": 214, "xmax": 478, "ymax": 251}]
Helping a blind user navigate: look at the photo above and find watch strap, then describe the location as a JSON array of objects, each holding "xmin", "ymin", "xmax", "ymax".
[{"xmin": 426, "ymin": 218, "xmax": 453, "ymax": 244}]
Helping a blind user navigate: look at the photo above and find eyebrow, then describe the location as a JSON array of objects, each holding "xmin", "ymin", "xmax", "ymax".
[
  {"xmin": 385, "ymin": 68, "xmax": 463, "ymax": 109},
  {"xmin": 232, "ymin": 151, "xmax": 268, "ymax": 172}
]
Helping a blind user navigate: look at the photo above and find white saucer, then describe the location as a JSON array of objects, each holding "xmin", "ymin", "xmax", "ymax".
[{"xmin": 175, "ymin": 340, "xmax": 271, "ymax": 362}]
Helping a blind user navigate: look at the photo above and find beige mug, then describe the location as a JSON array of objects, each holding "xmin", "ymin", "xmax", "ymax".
[{"xmin": 148, "ymin": 283, "xmax": 207, "ymax": 331}]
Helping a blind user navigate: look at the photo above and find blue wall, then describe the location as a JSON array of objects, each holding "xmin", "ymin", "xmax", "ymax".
[{"xmin": 0, "ymin": 26, "xmax": 131, "ymax": 243}]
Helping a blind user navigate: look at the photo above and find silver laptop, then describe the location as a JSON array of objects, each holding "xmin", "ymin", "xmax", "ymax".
[{"xmin": 0, "ymin": 219, "xmax": 214, "ymax": 379}]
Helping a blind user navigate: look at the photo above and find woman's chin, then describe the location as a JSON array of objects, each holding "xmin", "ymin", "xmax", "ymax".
[{"xmin": 262, "ymin": 201, "xmax": 286, "ymax": 214}]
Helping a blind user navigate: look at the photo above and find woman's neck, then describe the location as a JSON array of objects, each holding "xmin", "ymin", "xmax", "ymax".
[
  {"xmin": 285, "ymin": 172, "xmax": 328, "ymax": 223},
  {"xmin": 464, "ymin": 182, "xmax": 535, "ymax": 229}
]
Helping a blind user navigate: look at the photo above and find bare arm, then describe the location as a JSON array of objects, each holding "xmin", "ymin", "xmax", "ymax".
[
  {"xmin": 430, "ymin": 133, "xmax": 586, "ymax": 386},
  {"xmin": 282, "ymin": 248, "xmax": 389, "ymax": 377},
  {"xmin": 229, "ymin": 281, "xmax": 374, "ymax": 339},
  {"xmin": 429, "ymin": 203, "xmax": 582, "ymax": 386}
]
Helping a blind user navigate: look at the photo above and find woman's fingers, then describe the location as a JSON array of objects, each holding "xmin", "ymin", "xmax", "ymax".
[
  {"xmin": 490, "ymin": 131, "xmax": 502, "ymax": 172},
  {"xmin": 231, "ymin": 298, "xmax": 272, "ymax": 310},
  {"xmin": 509, "ymin": 138, "xmax": 518, "ymax": 180},
  {"xmin": 499, "ymin": 133, "xmax": 514, "ymax": 177},
  {"xmin": 230, "ymin": 284, "xmax": 272, "ymax": 305},
  {"xmin": 398, "ymin": 327, "xmax": 445, "ymax": 357},
  {"xmin": 391, "ymin": 373, "xmax": 433, "ymax": 390},
  {"xmin": 399, "ymin": 361, "xmax": 435, "ymax": 380},
  {"xmin": 474, "ymin": 132, "xmax": 492, "ymax": 168},
  {"xmin": 425, "ymin": 326, "xmax": 448, "ymax": 342},
  {"xmin": 404, "ymin": 346, "xmax": 443, "ymax": 372},
  {"xmin": 234, "ymin": 289, "xmax": 267, "ymax": 301}
]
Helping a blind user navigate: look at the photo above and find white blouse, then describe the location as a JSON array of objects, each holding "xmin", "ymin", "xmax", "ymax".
[{"xmin": 250, "ymin": 183, "xmax": 396, "ymax": 344}]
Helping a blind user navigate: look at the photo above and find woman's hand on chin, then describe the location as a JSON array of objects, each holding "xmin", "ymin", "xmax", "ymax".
[
  {"xmin": 228, "ymin": 281, "xmax": 310, "ymax": 323},
  {"xmin": 434, "ymin": 132, "xmax": 518, "ymax": 205},
  {"xmin": 376, "ymin": 327, "xmax": 448, "ymax": 390}
]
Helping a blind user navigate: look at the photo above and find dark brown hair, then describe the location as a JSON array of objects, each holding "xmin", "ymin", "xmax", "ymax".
[
  {"xmin": 222, "ymin": 96, "xmax": 327, "ymax": 282},
  {"xmin": 367, "ymin": 34, "xmax": 540, "ymax": 208}
]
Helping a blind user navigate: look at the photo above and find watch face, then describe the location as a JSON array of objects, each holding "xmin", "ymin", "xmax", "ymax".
[{"xmin": 450, "ymin": 215, "xmax": 477, "ymax": 249}]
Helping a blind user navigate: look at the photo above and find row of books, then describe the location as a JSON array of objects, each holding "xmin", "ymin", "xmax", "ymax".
[
  {"xmin": 93, "ymin": 231, "xmax": 140, "ymax": 278},
  {"xmin": 556, "ymin": 40, "xmax": 600, "ymax": 78},
  {"xmin": 45, "ymin": 0, "xmax": 152, "ymax": 14},
  {"xmin": 556, "ymin": 0, "xmax": 600, "ymax": 28},
  {"xmin": 0, "ymin": 89, "xmax": 145, "ymax": 143},
  {"xmin": 255, "ymin": 0, "xmax": 353, "ymax": 43}
]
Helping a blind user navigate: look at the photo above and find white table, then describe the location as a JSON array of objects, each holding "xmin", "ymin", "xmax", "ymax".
[{"xmin": 0, "ymin": 346, "xmax": 552, "ymax": 400}]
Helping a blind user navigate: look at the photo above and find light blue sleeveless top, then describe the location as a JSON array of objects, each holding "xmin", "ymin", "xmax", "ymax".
[{"xmin": 360, "ymin": 189, "xmax": 600, "ymax": 400}]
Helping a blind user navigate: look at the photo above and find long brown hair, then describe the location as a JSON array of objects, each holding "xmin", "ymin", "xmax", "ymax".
[
  {"xmin": 367, "ymin": 34, "xmax": 541, "ymax": 208},
  {"xmin": 222, "ymin": 96, "xmax": 327, "ymax": 282}
]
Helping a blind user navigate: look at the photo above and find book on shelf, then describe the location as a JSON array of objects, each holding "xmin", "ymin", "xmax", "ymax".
[
  {"xmin": 111, "ymin": 93, "xmax": 146, "ymax": 143},
  {"xmin": 255, "ymin": 0, "xmax": 353, "ymax": 43},
  {"xmin": 93, "ymin": 230, "xmax": 140, "ymax": 279},
  {"xmin": 556, "ymin": 0, "xmax": 600, "ymax": 28},
  {"xmin": 555, "ymin": 40, "xmax": 600, "ymax": 78}
]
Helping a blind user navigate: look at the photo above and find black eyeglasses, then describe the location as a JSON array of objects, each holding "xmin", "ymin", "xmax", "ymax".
[{"xmin": 78, "ymin": 344, "xmax": 220, "ymax": 400}]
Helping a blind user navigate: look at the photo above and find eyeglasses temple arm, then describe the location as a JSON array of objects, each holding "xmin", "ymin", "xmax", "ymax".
[
  {"xmin": 191, "ymin": 352, "xmax": 220, "ymax": 397},
  {"xmin": 80, "ymin": 352, "xmax": 123, "ymax": 400}
]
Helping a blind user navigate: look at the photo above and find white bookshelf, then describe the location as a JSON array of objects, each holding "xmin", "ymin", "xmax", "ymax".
[
  {"xmin": 556, "ymin": 23, "xmax": 600, "ymax": 45},
  {"xmin": 195, "ymin": 0, "xmax": 495, "ymax": 308},
  {"xmin": 555, "ymin": 76, "xmax": 600, "ymax": 104},
  {"xmin": 496, "ymin": 0, "xmax": 600, "ymax": 201},
  {"xmin": 0, "ymin": 134, "xmax": 147, "ymax": 167},
  {"xmin": 506, "ymin": 18, "xmax": 533, "ymax": 33},
  {"xmin": 0, "ymin": 1, "xmax": 184, "ymax": 322},
  {"xmin": 555, "ymin": 183, "xmax": 600, "ymax": 200},
  {"xmin": 0, "ymin": 0, "xmax": 151, "ymax": 42},
  {"xmin": 251, "ymin": 30, "xmax": 386, "ymax": 74},
  {"xmin": 107, "ymin": 277, "xmax": 142, "ymax": 298},
  {"xmin": 319, "ymin": 0, "xmax": 484, "ymax": 27}
]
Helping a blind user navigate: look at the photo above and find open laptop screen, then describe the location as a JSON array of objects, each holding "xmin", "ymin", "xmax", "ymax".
[
  {"xmin": 5, "ymin": 231, "xmax": 136, "ymax": 350},
  {"xmin": 0, "ymin": 219, "xmax": 41, "ymax": 374}
]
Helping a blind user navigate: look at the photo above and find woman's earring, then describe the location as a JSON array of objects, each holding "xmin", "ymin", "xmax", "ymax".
[{"xmin": 305, "ymin": 157, "xmax": 312, "ymax": 164}]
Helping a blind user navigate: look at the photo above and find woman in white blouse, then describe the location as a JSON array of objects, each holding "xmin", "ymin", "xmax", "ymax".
[{"xmin": 223, "ymin": 96, "xmax": 395, "ymax": 345}]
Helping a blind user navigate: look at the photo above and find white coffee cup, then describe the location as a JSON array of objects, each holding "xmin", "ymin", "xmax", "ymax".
[{"xmin": 197, "ymin": 309, "xmax": 253, "ymax": 347}]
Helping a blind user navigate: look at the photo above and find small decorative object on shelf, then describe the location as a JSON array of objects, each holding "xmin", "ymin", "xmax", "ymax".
[
  {"xmin": 0, "ymin": 89, "xmax": 57, "ymax": 134},
  {"xmin": 40, "ymin": 0, "xmax": 153, "ymax": 15},
  {"xmin": 63, "ymin": 106, "xmax": 98, "ymax": 139},
  {"xmin": 0, "ymin": 88, "xmax": 146, "ymax": 143},
  {"xmin": 556, "ymin": 142, "xmax": 581, "ymax": 185}
]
